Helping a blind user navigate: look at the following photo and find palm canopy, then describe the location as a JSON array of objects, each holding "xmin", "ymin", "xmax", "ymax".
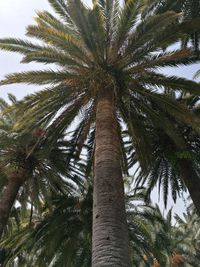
[
  {"xmin": 0, "ymin": 0, "xmax": 199, "ymax": 174},
  {"xmin": 131, "ymin": 95, "xmax": 200, "ymax": 208},
  {"xmin": 1, "ymin": 187, "xmax": 200, "ymax": 267},
  {"xmin": 0, "ymin": 94, "xmax": 84, "ymax": 212},
  {"xmin": 0, "ymin": 185, "xmax": 93, "ymax": 267},
  {"xmin": 141, "ymin": 205, "xmax": 200, "ymax": 267},
  {"xmin": 143, "ymin": 0, "xmax": 200, "ymax": 50}
]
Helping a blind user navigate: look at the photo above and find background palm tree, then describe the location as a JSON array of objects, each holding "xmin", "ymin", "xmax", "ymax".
[
  {"xmin": 139, "ymin": 205, "xmax": 200, "ymax": 267},
  {"xmin": 175, "ymin": 203, "xmax": 200, "ymax": 262},
  {"xmin": 0, "ymin": 183, "xmax": 92, "ymax": 267},
  {"xmin": 0, "ymin": 0, "xmax": 200, "ymax": 265},
  {"xmin": 143, "ymin": 0, "xmax": 200, "ymax": 50},
  {"xmin": 0, "ymin": 94, "xmax": 82, "ymax": 238},
  {"xmin": 132, "ymin": 95, "xmax": 200, "ymax": 211}
]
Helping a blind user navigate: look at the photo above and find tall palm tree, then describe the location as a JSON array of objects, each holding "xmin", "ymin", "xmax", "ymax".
[
  {"xmin": 0, "ymin": 95, "xmax": 82, "ymax": 238},
  {"xmin": 0, "ymin": 0, "xmax": 200, "ymax": 265}
]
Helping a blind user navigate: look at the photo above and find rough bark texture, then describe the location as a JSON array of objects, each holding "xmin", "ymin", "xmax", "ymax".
[
  {"xmin": 179, "ymin": 159, "xmax": 200, "ymax": 215},
  {"xmin": 0, "ymin": 174, "xmax": 24, "ymax": 237},
  {"xmin": 92, "ymin": 88, "xmax": 131, "ymax": 267}
]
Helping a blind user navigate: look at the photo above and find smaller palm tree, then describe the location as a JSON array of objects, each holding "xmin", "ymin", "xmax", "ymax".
[
  {"xmin": 0, "ymin": 94, "xmax": 83, "ymax": 238},
  {"xmin": 0, "ymin": 182, "xmax": 92, "ymax": 267},
  {"xmin": 142, "ymin": 205, "xmax": 200, "ymax": 266}
]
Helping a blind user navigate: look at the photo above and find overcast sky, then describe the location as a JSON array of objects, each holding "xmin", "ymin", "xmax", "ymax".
[
  {"xmin": 0, "ymin": 0, "xmax": 92, "ymax": 100},
  {"xmin": 0, "ymin": 0, "xmax": 198, "ymax": 216}
]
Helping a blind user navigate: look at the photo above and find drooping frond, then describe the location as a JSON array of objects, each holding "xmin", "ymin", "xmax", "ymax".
[{"xmin": 0, "ymin": 70, "xmax": 79, "ymax": 86}]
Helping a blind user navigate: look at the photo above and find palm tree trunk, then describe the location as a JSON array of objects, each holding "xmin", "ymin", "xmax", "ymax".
[
  {"xmin": 179, "ymin": 159, "xmax": 200, "ymax": 215},
  {"xmin": 0, "ymin": 175, "xmax": 24, "ymax": 237},
  {"xmin": 92, "ymin": 88, "xmax": 131, "ymax": 267}
]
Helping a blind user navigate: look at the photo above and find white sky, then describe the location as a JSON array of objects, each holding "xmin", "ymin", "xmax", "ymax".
[
  {"xmin": 0, "ymin": 0, "xmax": 92, "ymax": 100},
  {"xmin": 0, "ymin": 0, "xmax": 198, "ymax": 216}
]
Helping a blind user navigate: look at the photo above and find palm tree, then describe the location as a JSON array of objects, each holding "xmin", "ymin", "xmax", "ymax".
[
  {"xmin": 175, "ymin": 203, "xmax": 200, "ymax": 262},
  {"xmin": 0, "ymin": 183, "xmax": 92, "ymax": 267},
  {"xmin": 143, "ymin": 0, "xmax": 200, "ymax": 50},
  {"xmin": 133, "ymin": 95, "xmax": 200, "ymax": 212},
  {"xmin": 140, "ymin": 205, "xmax": 200, "ymax": 267},
  {"xmin": 0, "ymin": 0, "xmax": 200, "ymax": 265},
  {"xmin": 0, "ymin": 94, "xmax": 82, "ymax": 238}
]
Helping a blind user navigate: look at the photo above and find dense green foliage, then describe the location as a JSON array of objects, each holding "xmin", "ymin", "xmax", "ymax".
[
  {"xmin": 1, "ymin": 188, "xmax": 200, "ymax": 266},
  {"xmin": 0, "ymin": 0, "xmax": 200, "ymax": 266},
  {"xmin": 143, "ymin": 0, "xmax": 200, "ymax": 50},
  {"xmin": 0, "ymin": 95, "xmax": 84, "ymax": 211},
  {"xmin": 134, "ymin": 95, "xmax": 200, "ymax": 207}
]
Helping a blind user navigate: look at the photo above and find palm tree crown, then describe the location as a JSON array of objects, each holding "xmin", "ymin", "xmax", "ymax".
[
  {"xmin": 0, "ymin": 94, "xmax": 84, "ymax": 238},
  {"xmin": 0, "ymin": 0, "xmax": 199, "ymax": 169}
]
